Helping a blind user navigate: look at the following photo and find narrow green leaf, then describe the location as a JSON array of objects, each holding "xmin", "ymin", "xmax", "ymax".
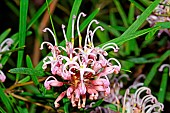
[
  {"xmin": 66, "ymin": 0, "xmax": 82, "ymax": 40},
  {"xmin": 0, "ymin": 28, "xmax": 11, "ymax": 43},
  {"xmin": 45, "ymin": 0, "xmax": 58, "ymax": 45},
  {"xmin": 158, "ymin": 67, "xmax": 169, "ymax": 103},
  {"xmin": 104, "ymin": 104, "xmax": 119, "ymax": 112},
  {"xmin": 121, "ymin": 0, "xmax": 160, "ymax": 37},
  {"xmin": 127, "ymin": 57, "xmax": 160, "ymax": 64},
  {"xmin": 140, "ymin": 0, "xmax": 152, "ymax": 6},
  {"xmin": 99, "ymin": 21, "xmax": 121, "ymax": 37},
  {"xmin": 26, "ymin": 55, "xmax": 34, "ymax": 68},
  {"xmin": 0, "ymin": 106, "xmax": 6, "ymax": 113},
  {"xmin": 18, "ymin": 76, "xmax": 31, "ymax": 83},
  {"xmin": 0, "ymin": 88, "xmax": 13, "ymax": 113},
  {"xmin": 5, "ymin": 1, "xmax": 19, "ymax": 16},
  {"xmin": 113, "ymin": 0, "xmax": 129, "ymax": 27},
  {"xmin": 144, "ymin": 50, "xmax": 170, "ymax": 86},
  {"xmin": 128, "ymin": 3, "xmax": 135, "ymax": 24},
  {"xmin": 9, "ymin": 67, "xmax": 45, "ymax": 76},
  {"xmin": 26, "ymin": 55, "xmax": 39, "ymax": 86},
  {"xmin": 98, "ymin": 26, "xmax": 160, "ymax": 47},
  {"xmin": 92, "ymin": 99, "xmax": 103, "ymax": 108},
  {"xmin": 145, "ymin": 28, "xmax": 158, "ymax": 40},
  {"xmin": 0, "ymin": 46, "xmax": 25, "ymax": 54},
  {"xmin": 27, "ymin": 0, "xmax": 52, "ymax": 30},
  {"xmin": 156, "ymin": 22, "xmax": 170, "ymax": 29},
  {"xmin": 109, "ymin": 10, "xmax": 117, "ymax": 26},
  {"xmin": 63, "ymin": 98, "xmax": 70, "ymax": 113},
  {"xmin": 17, "ymin": 0, "xmax": 29, "ymax": 81},
  {"xmin": 129, "ymin": 0, "xmax": 145, "ymax": 12}
]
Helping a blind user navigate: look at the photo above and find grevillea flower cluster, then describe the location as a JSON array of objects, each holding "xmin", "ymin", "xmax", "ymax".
[
  {"xmin": 40, "ymin": 12, "xmax": 121, "ymax": 108},
  {"xmin": 0, "ymin": 38, "xmax": 13, "ymax": 82},
  {"xmin": 122, "ymin": 87, "xmax": 164, "ymax": 113},
  {"xmin": 147, "ymin": 0, "xmax": 170, "ymax": 37}
]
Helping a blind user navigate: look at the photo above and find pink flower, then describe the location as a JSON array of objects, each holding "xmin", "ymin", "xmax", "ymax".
[
  {"xmin": 40, "ymin": 12, "xmax": 121, "ymax": 108},
  {"xmin": 0, "ymin": 38, "xmax": 13, "ymax": 82},
  {"xmin": 146, "ymin": 0, "xmax": 170, "ymax": 37},
  {"xmin": 0, "ymin": 70, "xmax": 6, "ymax": 82}
]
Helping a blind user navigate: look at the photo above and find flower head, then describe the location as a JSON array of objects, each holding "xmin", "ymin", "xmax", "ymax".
[
  {"xmin": 146, "ymin": 0, "xmax": 170, "ymax": 37},
  {"xmin": 122, "ymin": 87, "xmax": 164, "ymax": 113},
  {"xmin": 0, "ymin": 38, "xmax": 13, "ymax": 82},
  {"xmin": 41, "ymin": 12, "xmax": 121, "ymax": 108}
]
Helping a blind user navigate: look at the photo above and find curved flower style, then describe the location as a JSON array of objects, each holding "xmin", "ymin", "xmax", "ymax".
[
  {"xmin": 146, "ymin": 0, "xmax": 170, "ymax": 37},
  {"xmin": 0, "ymin": 38, "xmax": 14, "ymax": 82},
  {"xmin": 40, "ymin": 12, "xmax": 121, "ymax": 109},
  {"xmin": 122, "ymin": 87, "xmax": 164, "ymax": 113}
]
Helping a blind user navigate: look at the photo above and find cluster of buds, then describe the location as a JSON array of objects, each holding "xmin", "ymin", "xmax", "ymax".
[
  {"xmin": 122, "ymin": 87, "xmax": 164, "ymax": 113},
  {"xmin": 146, "ymin": 0, "xmax": 170, "ymax": 37},
  {"xmin": 40, "ymin": 12, "xmax": 121, "ymax": 109},
  {"xmin": 0, "ymin": 38, "xmax": 13, "ymax": 82}
]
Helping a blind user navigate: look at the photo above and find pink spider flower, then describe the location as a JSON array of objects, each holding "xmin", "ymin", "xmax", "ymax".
[
  {"xmin": 41, "ymin": 12, "xmax": 121, "ymax": 109},
  {"xmin": 0, "ymin": 38, "xmax": 13, "ymax": 82},
  {"xmin": 122, "ymin": 87, "xmax": 164, "ymax": 113},
  {"xmin": 98, "ymin": 74, "xmax": 129, "ymax": 106},
  {"xmin": 146, "ymin": 0, "xmax": 170, "ymax": 37}
]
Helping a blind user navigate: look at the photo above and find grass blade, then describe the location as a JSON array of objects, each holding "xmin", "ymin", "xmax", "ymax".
[
  {"xmin": 128, "ymin": 3, "xmax": 135, "ymax": 24},
  {"xmin": 16, "ymin": 0, "xmax": 29, "ymax": 81},
  {"xmin": 98, "ymin": 26, "xmax": 160, "ymax": 47},
  {"xmin": 0, "ymin": 28, "xmax": 11, "ymax": 43},
  {"xmin": 26, "ymin": 55, "xmax": 39, "ymax": 86},
  {"xmin": 0, "ymin": 88, "xmax": 13, "ymax": 113},
  {"xmin": 129, "ymin": 0, "xmax": 145, "ymax": 12},
  {"xmin": 158, "ymin": 67, "xmax": 169, "ymax": 103},
  {"xmin": 113, "ymin": 0, "xmax": 129, "ymax": 27},
  {"xmin": 121, "ymin": 0, "xmax": 160, "ymax": 37},
  {"xmin": 66, "ymin": 0, "xmax": 82, "ymax": 41},
  {"xmin": 27, "ymin": 0, "xmax": 52, "ymax": 30},
  {"xmin": 144, "ymin": 50, "xmax": 170, "ymax": 86}
]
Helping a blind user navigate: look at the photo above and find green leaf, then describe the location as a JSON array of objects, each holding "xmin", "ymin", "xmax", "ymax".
[
  {"xmin": 144, "ymin": 50, "xmax": 170, "ymax": 86},
  {"xmin": 98, "ymin": 26, "xmax": 160, "ymax": 47},
  {"xmin": 113, "ymin": 0, "xmax": 129, "ymax": 27},
  {"xmin": 121, "ymin": 0, "xmax": 160, "ymax": 37},
  {"xmin": 16, "ymin": 0, "xmax": 29, "ymax": 82},
  {"xmin": 66, "ymin": 0, "xmax": 82, "ymax": 41},
  {"xmin": 99, "ymin": 21, "xmax": 121, "ymax": 37},
  {"xmin": 26, "ymin": 55, "xmax": 39, "ymax": 86},
  {"xmin": 92, "ymin": 99, "xmax": 103, "ymax": 108},
  {"xmin": 104, "ymin": 104, "xmax": 120, "ymax": 112},
  {"xmin": 128, "ymin": 3, "xmax": 135, "ymax": 24},
  {"xmin": 18, "ymin": 76, "xmax": 30, "ymax": 83},
  {"xmin": 145, "ymin": 28, "xmax": 158, "ymax": 40},
  {"xmin": 0, "ymin": 28, "xmax": 11, "ymax": 43},
  {"xmin": 63, "ymin": 98, "xmax": 70, "ymax": 113},
  {"xmin": 158, "ymin": 67, "xmax": 169, "ymax": 103},
  {"xmin": 27, "ymin": 0, "xmax": 52, "ymax": 30},
  {"xmin": 0, "ymin": 88, "xmax": 13, "ymax": 113},
  {"xmin": 9, "ymin": 67, "xmax": 45, "ymax": 76},
  {"xmin": 129, "ymin": 0, "xmax": 145, "ymax": 12},
  {"xmin": 0, "ymin": 106, "xmax": 6, "ymax": 113},
  {"xmin": 26, "ymin": 55, "xmax": 34, "ymax": 68},
  {"xmin": 155, "ymin": 22, "xmax": 170, "ymax": 29},
  {"xmin": 127, "ymin": 57, "xmax": 160, "ymax": 64}
]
